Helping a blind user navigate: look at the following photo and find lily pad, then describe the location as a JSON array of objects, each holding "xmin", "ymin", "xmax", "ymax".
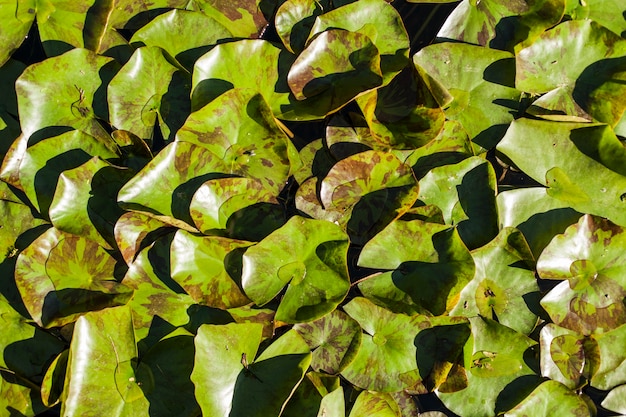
[
  {"xmin": 0, "ymin": 1, "xmax": 35, "ymax": 66},
  {"xmin": 418, "ymin": 156, "xmax": 498, "ymax": 249},
  {"xmin": 602, "ymin": 384, "xmax": 626, "ymax": 414},
  {"xmin": 348, "ymin": 390, "xmax": 400, "ymax": 417},
  {"xmin": 288, "ymin": 29, "xmax": 383, "ymax": 116},
  {"xmin": 275, "ymin": 0, "xmax": 325, "ymax": 54},
  {"xmin": 497, "ymin": 119, "xmax": 626, "ymax": 226},
  {"xmin": 241, "ymin": 216, "xmax": 350, "ymax": 323},
  {"xmin": 503, "ymin": 380, "xmax": 591, "ymax": 417},
  {"xmin": 340, "ymin": 297, "xmax": 429, "ymax": 393},
  {"xmin": 189, "ymin": 0, "xmax": 269, "ymax": 38},
  {"xmin": 414, "ymin": 43, "xmax": 520, "ymax": 151},
  {"xmin": 437, "ymin": 317, "xmax": 540, "ymax": 417},
  {"xmin": 130, "ymin": 9, "xmax": 232, "ymax": 70},
  {"xmin": 450, "ymin": 228, "xmax": 539, "ymax": 335},
  {"xmin": 170, "ymin": 230, "xmax": 253, "ymax": 309},
  {"xmin": 568, "ymin": 0, "xmax": 626, "ymax": 38},
  {"xmin": 590, "ymin": 322, "xmax": 626, "ymax": 390},
  {"xmin": 15, "ymin": 48, "xmax": 120, "ymax": 144},
  {"xmin": 15, "ymin": 227, "xmax": 131, "ymax": 328},
  {"xmin": 114, "ymin": 211, "xmax": 173, "ymax": 265},
  {"xmin": 358, "ymin": 218, "xmax": 474, "ymax": 316},
  {"xmin": 539, "ymin": 323, "xmax": 588, "ymax": 389},
  {"xmin": 192, "ymin": 323, "xmax": 311, "ymax": 417},
  {"xmin": 108, "ymin": 46, "xmax": 191, "ymax": 144},
  {"xmin": 437, "ymin": 0, "xmax": 564, "ymax": 51},
  {"xmin": 308, "ymin": 0, "xmax": 410, "ymax": 85},
  {"xmin": 176, "ymin": 88, "xmax": 295, "ymax": 193},
  {"xmin": 293, "ymin": 309, "xmax": 362, "ymax": 374}
]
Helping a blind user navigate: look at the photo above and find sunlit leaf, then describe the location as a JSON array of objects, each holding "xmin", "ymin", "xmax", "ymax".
[
  {"xmin": 0, "ymin": 1, "xmax": 35, "ymax": 66},
  {"xmin": 293, "ymin": 309, "xmax": 361, "ymax": 374},
  {"xmin": 358, "ymin": 218, "xmax": 474, "ymax": 315},
  {"xmin": 539, "ymin": 324, "xmax": 587, "ymax": 389},
  {"xmin": 241, "ymin": 216, "xmax": 350, "ymax": 323},
  {"xmin": 602, "ymin": 384, "xmax": 626, "ymax": 414},
  {"xmin": 568, "ymin": 0, "xmax": 626, "ymax": 38},
  {"xmin": 590, "ymin": 322, "xmax": 626, "ymax": 390},
  {"xmin": 108, "ymin": 46, "xmax": 191, "ymax": 144},
  {"xmin": 503, "ymin": 380, "xmax": 591, "ymax": 417},
  {"xmin": 451, "ymin": 228, "xmax": 539, "ymax": 334},
  {"xmin": 192, "ymin": 323, "xmax": 311, "ymax": 417},
  {"xmin": 170, "ymin": 230, "xmax": 252, "ymax": 309},
  {"xmin": 497, "ymin": 119, "xmax": 626, "ymax": 226},
  {"xmin": 189, "ymin": 0, "xmax": 269, "ymax": 38},
  {"xmin": 130, "ymin": 9, "xmax": 232, "ymax": 70},
  {"xmin": 275, "ymin": 0, "xmax": 325, "ymax": 54},
  {"xmin": 348, "ymin": 390, "xmax": 401, "ymax": 417},
  {"xmin": 114, "ymin": 211, "xmax": 172, "ymax": 265},
  {"xmin": 340, "ymin": 297, "xmax": 429, "ymax": 393},
  {"xmin": 15, "ymin": 227, "xmax": 131, "ymax": 328}
]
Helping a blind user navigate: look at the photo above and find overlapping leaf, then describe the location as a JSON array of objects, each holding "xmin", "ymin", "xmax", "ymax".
[
  {"xmin": 170, "ymin": 230, "xmax": 252, "ymax": 309},
  {"xmin": 15, "ymin": 227, "xmax": 131, "ymax": 328},
  {"xmin": 275, "ymin": 0, "xmax": 326, "ymax": 54},
  {"xmin": 503, "ymin": 380, "xmax": 592, "ymax": 417},
  {"xmin": 358, "ymin": 218, "xmax": 474, "ymax": 316},
  {"xmin": 192, "ymin": 323, "xmax": 311, "ymax": 417},
  {"xmin": 539, "ymin": 324, "xmax": 593, "ymax": 389},
  {"xmin": 591, "ymin": 322, "xmax": 626, "ymax": 390},
  {"xmin": 108, "ymin": 46, "xmax": 191, "ymax": 143},
  {"xmin": 188, "ymin": 0, "xmax": 269, "ymax": 38},
  {"xmin": 414, "ymin": 43, "xmax": 520, "ymax": 151},
  {"xmin": 497, "ymin": 119, "xmax": 626, "ymax": 226},
  {"xmin": 241, "ymin": 216, "xmax": 350, "ymax": 323}
]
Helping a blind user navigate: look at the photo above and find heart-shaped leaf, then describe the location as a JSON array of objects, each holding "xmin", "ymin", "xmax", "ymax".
[
  {"xmin": 108, "ymin": 46, "xmax": 191, "ymax": 144},
  {"xmin": 497, "ymin": 119, "xmax": 626, "ymax": 226},
  {"xmin": 503, "ymin": 380, "xmax": 592, "ymax": 417},
  {"xmin": 450, "ymin": 228, "xmax": 539, "ymax": 335},
  {"xmin": 358, "ymin": 218, "xmax": 474, "ymax": 316},
  {"xmin": 192, "ymin": 323, "xmax": 311, "ymax": 417},
  {"xmin": 539, "ymin": 324, "xmax": 588, "ymax": 389},
  {"xmin": 293, "ymin": 309, "xmax": 362, "ymax": 374},
  {"xmin": 170, "ymin": 230, "xmax": 252, "ymax": 309},
  {"xmin": 340, "ymin": 297, "xmax": 429, "ymax": 393},
  {"xmin": 15, "ymin": 227, "xmax": 131, "ymax": 328},
  {"xmin": 241, "ymin": 216, "xmax": 350, "ymax": 323}
]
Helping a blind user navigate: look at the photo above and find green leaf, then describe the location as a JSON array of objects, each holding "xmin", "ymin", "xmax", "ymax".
[
  {"xmin": 414, "ymin": 43, "xmax": 520, "ymax": 151},
  {"xmin": 176, "ymin": 88, "xmax": 294, "ymax": 193},
  {"xmin": 189, "ymin": 0, "xmax": 269, "ymax": 38},
  {"xmin": 241, "ymin": 216, "xmax": 350, "ymax": 323},
  {"xmin": 356, "ymin": 66, "xmax": 445, "ymax": 150},
  {"xmin": 275, "ymin": 0, "xmax": 325, "ymax": 54},
  {"xmin": 320, "ymin": 150, "xmax": 416, "ymax": 212},
  {"xmin": 15, "ymin": 227, "xmax": 131, "ymax": 328},
  {"xmin": 49, "ymin": 157, "xmax": 132, "ymax": 249},
  {"xmin": 348, "ymin": 391, "xmax": 401, "ymax": 417},
  {"xmin": 358, "ymin": 219, "xmax": 474, "ymax": 315},
  {"xmin": 170, "ymin": 230, "xmax": 252, "ymax": 309},
  {"xmin": 503, "ymin": 380, "xmax": 592, "ymax": 417},
  {"xmin": 293, "ymin": 309, "xmax": 362, "ymax": 374},
  {"xmin": 191, "ymin": 39, "xmax": 295, "ymax": 118},
  {"xmin": 108, "ymin": 46, "xmax": 191, "ymax": 144},
  {"xmin": 308, "ymin": 0, "xmax": 410, "ymax": 85},
  {"xmin": 437, "ymin": 317, "xmax": 540, "ymax": 417},
  {"xmin": 497, "ymin": 119, "xmax": 626, "ymax": 226},
  {"xmin": 437, "ymin": 0, "xmax": 564, "ymax": 51},
  {"xmin": 117, "ymin": 141, "xmax": 228, "ymax": 229},
  {"xmin": 590, "ymin": 322, "xmax": 626, "ymax": 390},
  {"xmin": 602, "ymin": 384, "xmax": 626, "ymax": 414},
  {"xmin": 288, "ymin": 29, "xmax": 382, "ymax": 116},
  {"xmin": 451, "ymin": 228, "xmax": 539, "ymax": 334},
  {"xmin": 0, "ymin": 199, "xmax": 48, "ymax": 264},
  {"xmin": 568, "ymin": 0, "xmax": 626, "ymax": 38},
  {"xmin": 539, "ymin": 324, "xmax": 588, "ymax": 389},
  {"xmin": 0, "ymin": 369, "xmax": 47, "ymax": 417},
  {"xmin": 496, "ymin": 187, "xmax": 582, "ymax": 258},
  {"xmin": 0, "ymin": 1, "xmax": 35, "ymax": 66},
  {"xmin": 114, "ymin": 211, "xmax": 172, "ymax": 265},
  {"xmin": 130, "ymin": 9, "xmax": 232, "ymax": 70},
  {"xmin": 192, "ymin": 323, "xmax": 311, "ymax": 417},
  {"xmin": 61, "ymin": 306, "xmax": 150, "ymax": 416},
  {"xmin": 15, "ymin": 48, "xmax": 120, "ymax": 145},
  {"xmin": 7, "ymin": 130, "xmax": 119, "ymax": 217},
  {"xmin": 340, "ymin": 297, "xmax": 428, "ymax": 393},
  {"xmin": 418, "ymin": 156, "xmax": 498, "ymax": 249},
  {"xmin": 189, "ymin": 177, "xmax": 280, "ymax": 233}
]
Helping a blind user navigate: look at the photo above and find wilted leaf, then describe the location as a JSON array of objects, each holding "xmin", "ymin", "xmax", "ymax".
[
  {"xmin": 293, "ymin": 309, "xmax": 362, "ymax": 374},
  {"xmin": 241, "ymin": 216, "xmax": 350, "ymax": 323},
  {"xmin": 15, "ymin": 227, "xmax": 131, "ymax": 328}
]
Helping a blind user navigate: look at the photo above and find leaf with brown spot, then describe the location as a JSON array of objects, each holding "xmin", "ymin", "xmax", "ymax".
[
  {"xmin": 15, "ymin": 227, "xmax": 131, "ymax": 328},
  {"xmin": 189, "ymin": 0, "xmax": 269, "ymax": 38},
  {"xmin": 114, "ymin": 211, "xmax": 173, "ymax": 265}
]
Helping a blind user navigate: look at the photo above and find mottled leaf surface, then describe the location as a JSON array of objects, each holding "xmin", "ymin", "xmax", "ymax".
[
  {"xmin": 503, "ymin": 380, "xmax": 591, "ymax": 417},
  {"xmin": 241, "ymin": 216, "xmax": 350, "ymax": 323}
]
